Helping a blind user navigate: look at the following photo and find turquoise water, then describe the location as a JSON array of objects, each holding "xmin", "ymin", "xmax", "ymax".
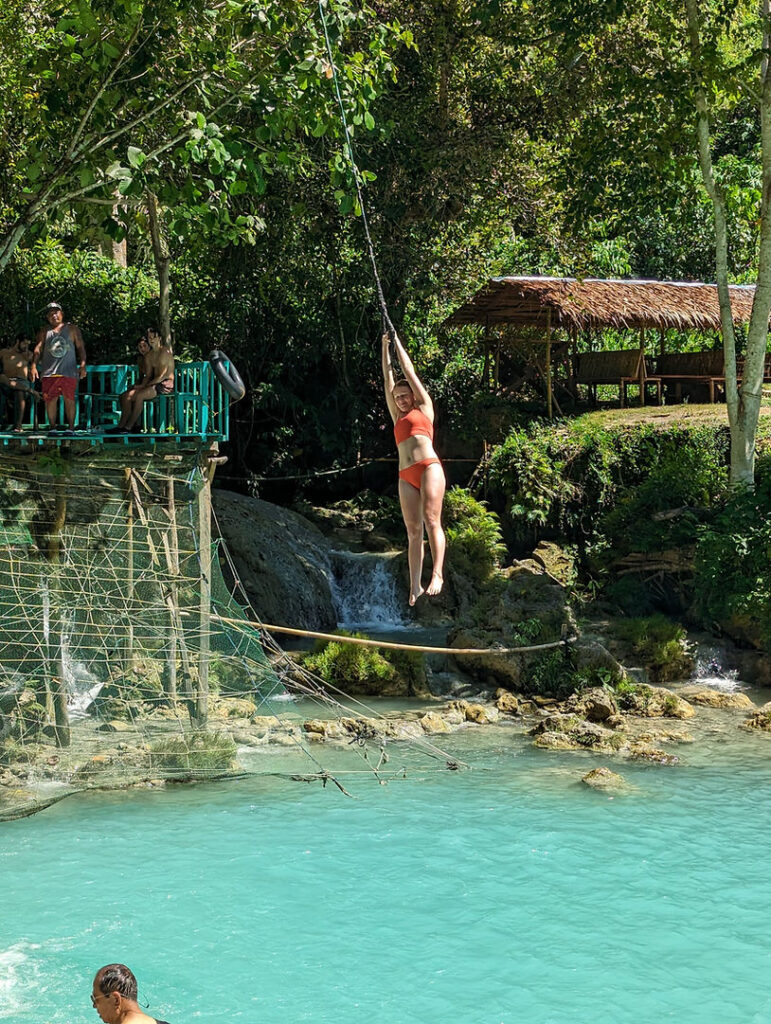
[{"xmin": 2, "ymin": 727, "xmax": 771, "ymax": 1024}]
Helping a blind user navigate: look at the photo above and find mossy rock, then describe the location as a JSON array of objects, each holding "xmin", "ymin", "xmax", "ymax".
[
  {"xmin": 149, "ymin": 731, "xmax": 239, "ymax": 773},
  {"xmin": 301, "ymin": 632, "xmax": 429, "ymax": 697}
]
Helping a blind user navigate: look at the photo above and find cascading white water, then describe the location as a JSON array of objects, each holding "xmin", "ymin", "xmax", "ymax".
[
  {"xmin": 328, "ymin": 551, "xmax": 408, "ymax": 630},
  {"xmin": 691, "ymin": 643, "xmax": 741, "ymax": 691}
]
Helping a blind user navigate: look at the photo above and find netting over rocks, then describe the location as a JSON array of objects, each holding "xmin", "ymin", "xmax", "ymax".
[{"xmin": 0, "ymin": 446, "xmax": 463, "ymax": 820}]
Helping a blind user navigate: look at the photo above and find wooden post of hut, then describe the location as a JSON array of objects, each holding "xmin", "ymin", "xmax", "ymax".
[
  {"xmin": 545, "ymin": 307, "xmax": 553, "ymax": 419},
  {"xmin": 195, "ymin": 458, "xmax": 212, "ymax": 728},
  {"xmin": 638, "ymin": 327, "xmax": 646, "ymax": 407}
]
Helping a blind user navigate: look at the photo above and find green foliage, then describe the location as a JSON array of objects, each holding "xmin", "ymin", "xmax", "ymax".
[
  {"xmin": 488, "ymin": 417, "xmax": 732, "ymax": 552},
  {"xmin": 612, "ymin": 615, "xmax": 693, "ymax": 682},
  {"xmin": 303, "ymin": 631, "xmax": 395, "ymax": 688},
  {"xmin": 302, "ymin": 631, "xmax": 425, "ymax": 695},
  {"xmin": 149, "ymin": 732, "xmax": 238, "ymax": 773},
  {"xmin": 444, "ymin": 487, "xmax": 506, "ymax": 584},
  {"xmin": 694, "ymin": 457, "xmax": 771, "ymax": 650}
]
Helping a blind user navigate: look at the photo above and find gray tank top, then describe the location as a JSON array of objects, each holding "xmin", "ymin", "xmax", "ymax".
[{"xmin": 39, "ymin": 324, "xmax": 78, "ymax": 378}]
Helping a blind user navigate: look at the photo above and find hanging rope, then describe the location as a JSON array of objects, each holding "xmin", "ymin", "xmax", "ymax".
[{"xmin": 317, "ymin": 0, "xmax": 396, "ymax": 340}]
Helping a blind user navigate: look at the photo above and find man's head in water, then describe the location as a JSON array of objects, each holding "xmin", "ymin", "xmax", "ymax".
[
  {"xmin": 91, "ymin": 964, "xmax": 139, "ymax": 1022},
  {"xmin": 392, "ymin": 378, "xmax": 415, "ymax": 413}
]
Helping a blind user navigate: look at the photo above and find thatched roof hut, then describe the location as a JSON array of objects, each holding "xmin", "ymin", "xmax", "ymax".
[{"xmin": 444, "ymin": 276, "xmax": 756, "ymax": 331}]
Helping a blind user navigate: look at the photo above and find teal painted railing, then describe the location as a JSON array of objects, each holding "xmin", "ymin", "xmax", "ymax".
[{"xmin": 0, "ymin": 362, "xmax": 230, "ymax": 442}]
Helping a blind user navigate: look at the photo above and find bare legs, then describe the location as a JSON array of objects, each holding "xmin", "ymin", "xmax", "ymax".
[
  {"xmin": 115, "ymin": 385, "xmax": 156, "ymax": 431},
  {"xmin": 398, "ymin": 463, "xmax": 446, "ymax": 605},
  {"xmin": 45, "ymin": 396, "xmax": 76, "ymax": 429}
]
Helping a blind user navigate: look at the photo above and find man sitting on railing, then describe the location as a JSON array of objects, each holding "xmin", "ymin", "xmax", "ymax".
[
  {"xmin": 0, "ymin": 333, "xmax": 36, "ymax": 432},
  {"xmin": 107, "ymin": 327, "xmax": 175, "ymax": 434}
]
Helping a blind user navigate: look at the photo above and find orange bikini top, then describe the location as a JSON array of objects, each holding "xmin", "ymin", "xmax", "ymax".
[{"xmin": 394, "ymin": 408, "xmax": 434, "ymax": 445}]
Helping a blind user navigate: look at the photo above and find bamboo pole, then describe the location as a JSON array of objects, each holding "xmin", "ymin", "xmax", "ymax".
[
  {"xmin": 124, "ymin": 467, "xmax": 135, "ymax": 672},
  {"xmin": 196, "ymin": 462, "xmax": 212, "ymax": 727},
  {"xmin": 48, "ymin": 476, "xmax": 70, "ymax": 748},
  {"xmin": 164, "ymin": 476, "xmax": 179, "ymax": 703}
]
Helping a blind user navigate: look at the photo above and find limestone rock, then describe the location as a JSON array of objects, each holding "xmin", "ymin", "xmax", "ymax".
[
  {"xmin": 465, "ymin": 703, "xmax": 498, "ymax": 724},
  {"xmin": 571, "ymin": 639, "xmax": 627, "ymax": 684},
  {"xmin": 582, "ymin": 767, "xmax": 627, "ymax": 790},
  {"xmin": 495, "ymin": 689, "xmax": 519, "ymax": 714},
  {"xmin": 566, "ymin": 687, "xmax": 618, "ymax": 723},
  {"xmin": 741, "ymin": 702, "xmax": 771, "ymax": 731},
  {"xmin": 420, "ymin": 711, "xmax": 450, "ymax": 734},
  {"xmin": 213, "ymin": 490, "xmax": 337, "ymax": 629},
  {"xmin": 677, "ymin": 686, "xmax": 755, "ymax": 710},
  {"xmin": 628, "ymin": 745, "xmax": 679, "ymax": 765},
  {"xmin": 96, "ymin": 720, "xmax": 133, "ymax": 733},
  {"xmin": 531, "ymin": 541, "xmax": 575, "ymax": 587},
  {"xmin": 530, "ymin": 713, "xmax": 619, "ymax": 752},
  {"xmin": 620, "ymin": 685, "xmax": 695, "ymax": 719}
]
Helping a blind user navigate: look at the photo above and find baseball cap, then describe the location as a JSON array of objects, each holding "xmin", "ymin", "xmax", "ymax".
[{"xmin": 44, "ymin": 301, "xmax": 63, "ymax": 313}]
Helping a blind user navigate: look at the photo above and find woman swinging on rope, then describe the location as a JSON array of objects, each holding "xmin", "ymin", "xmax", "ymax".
[{"xmin": 382, "ymin": 329, "xmax": 446, "ymax": 605}]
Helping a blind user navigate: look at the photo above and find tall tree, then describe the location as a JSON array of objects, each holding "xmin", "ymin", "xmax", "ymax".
[{"xmin": 0, "ymin": 0, "xmax": 400, "ymax": 274}]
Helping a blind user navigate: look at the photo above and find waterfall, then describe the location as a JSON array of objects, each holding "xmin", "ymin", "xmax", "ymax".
[
  {"xmin": 328, "ymin": 551, "xmax": 408, "ymax": 630},
  {"xmin": 691, "ymin": 643, "xmax": 740, "ymax": 691}
]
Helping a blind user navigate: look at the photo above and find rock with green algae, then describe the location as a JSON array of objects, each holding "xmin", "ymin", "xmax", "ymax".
[
  {"xmin": 530, "ymin": 714, "xmax": 621, "ymax": 752},
  {"xmin": 617, "ymin": 684, "xmax": 695, "ymax": 719},
  {"xmin": 582, "ymin": 767, "xmax": 628, "ymax": 790},
  {"xmin": 740, "ymin": 701, "xmax": 771, "ymax": 731},
  {"xmin": 564, "ymin": 687, "xmax": 619, "ymax": 723}
]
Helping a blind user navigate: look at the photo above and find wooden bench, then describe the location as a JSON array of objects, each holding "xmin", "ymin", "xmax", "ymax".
[
  {"xmin": 575, "ymin": 350, "xmax": 662, "ymax": 407},
  {"xmin": 655, "ymin": 352, "xmax": 725, "ymax": 403}
]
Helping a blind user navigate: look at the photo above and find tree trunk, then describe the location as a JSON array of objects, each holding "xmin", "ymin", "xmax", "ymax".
[
  {"xmin": 145, "ymin": 190, "xmax": 172, "ymax": 345},
  {"xmin": 685, "ymin": 0, "xmax": 771, "ymax": 486}
]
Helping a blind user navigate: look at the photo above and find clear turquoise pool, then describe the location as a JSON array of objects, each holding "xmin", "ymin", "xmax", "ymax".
[{"xmin": 2, "ymin": 725, "xmax": 771, "ymax": 1024}]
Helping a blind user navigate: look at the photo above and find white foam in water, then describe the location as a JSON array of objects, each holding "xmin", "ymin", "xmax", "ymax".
[
  {"xmin": 692, "ymin": 645, "xmax": 741, "ymax": 691},
  {"xmin": 329, "ymin": 551, "xmax": 409, "ymax": 630},
  {"xmin": 0, "ymin": 945, "xmax": 33, "ymax": 1020}
]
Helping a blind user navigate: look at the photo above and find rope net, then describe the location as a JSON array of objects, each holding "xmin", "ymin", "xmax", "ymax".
[{"xmin": 0, "ymin": 447, "xmax": 462, "ymax": 820}]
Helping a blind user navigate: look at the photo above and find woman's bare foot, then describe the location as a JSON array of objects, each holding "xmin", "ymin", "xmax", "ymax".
[
  {"xmin": 409, "ymin": 585, "xmax": 425, "ymax": 606},
  {"xmin": 426, "ymin": 573, "xmax": 443, "ymax": 597}
]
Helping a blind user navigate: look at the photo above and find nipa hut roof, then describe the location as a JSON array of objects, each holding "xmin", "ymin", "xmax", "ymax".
[{"xmin": 444, "ymin": 276, "xmax": 757, "ymax": 331}]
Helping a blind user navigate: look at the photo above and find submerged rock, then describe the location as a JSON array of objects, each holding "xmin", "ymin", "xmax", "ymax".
[
  {"xmin": 582, "ymin": 767, "xmax": 627, "ymax": 790},
  {"xmin": 741, "ymin": 702, "xmax": 771, "ymax": 731}
]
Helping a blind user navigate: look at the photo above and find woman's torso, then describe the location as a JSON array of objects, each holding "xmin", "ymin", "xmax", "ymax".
[{"xmin": 394, "ymin": 407, "xmax": 438, "ymax": 469}]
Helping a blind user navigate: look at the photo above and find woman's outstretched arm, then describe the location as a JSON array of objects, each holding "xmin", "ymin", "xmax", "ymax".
[
  {"xmin": 382, "ymin": 332, "xmax": 399, "ymax": 421},
  {"xmin": 391, "ymin": 330, "xmax": 433, "ymax": 418}
]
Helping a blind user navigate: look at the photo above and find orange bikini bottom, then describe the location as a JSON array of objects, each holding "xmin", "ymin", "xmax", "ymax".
[{"xmin": 398, "ymin": 458, "xmax": 442, "ymax": 490}]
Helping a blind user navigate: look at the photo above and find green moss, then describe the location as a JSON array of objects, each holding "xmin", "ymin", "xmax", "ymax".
[
  {"xmin": 613, "ymin": 615, "xmax": 693, "ymax": 682},
  {"xmin": 149, "ymin": 732, "xmax": 238, "ymax": 773},
  {"xmin": 301, "ymin": 631, "xmax": 427, "ymax": 696}
]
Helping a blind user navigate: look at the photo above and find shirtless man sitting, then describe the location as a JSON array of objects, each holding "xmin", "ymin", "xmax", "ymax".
[
  {"xmin": 108, "ymin": 327, "xmax": 174, "ymax": 433},
  {"xmin": 0, "ymin": 334, "xmax": 36, "ymax": 431}
]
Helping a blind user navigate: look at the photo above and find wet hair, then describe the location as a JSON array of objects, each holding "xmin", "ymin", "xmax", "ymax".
[
  {"xmin": 96, "ymin": 964, "xmax": 138, "ymax": 1001},
  {"xmin": 391, "ymin": 378, "xmax": 413, "ymax": 395}
]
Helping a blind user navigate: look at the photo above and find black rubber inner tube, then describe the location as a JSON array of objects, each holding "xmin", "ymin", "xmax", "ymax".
[{"xmin": 209, "ymin": 349, "xmax": 246, "ymax": 402}]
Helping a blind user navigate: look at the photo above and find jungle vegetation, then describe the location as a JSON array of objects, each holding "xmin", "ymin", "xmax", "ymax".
[{"xmin": 1, "ymin": 0, "xmax": 770, "ymax": 488}]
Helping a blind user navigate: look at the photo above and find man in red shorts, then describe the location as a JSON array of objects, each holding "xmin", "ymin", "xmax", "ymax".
[{"xmin": 31, "ymin": 301, "xmax": 87, "ymax": 434}]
